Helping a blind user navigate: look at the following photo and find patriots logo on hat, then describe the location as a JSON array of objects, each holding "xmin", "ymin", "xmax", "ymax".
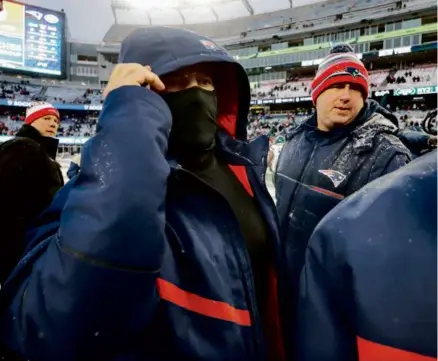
[
  {"xmin": 200, "ymin": 39, "xmax": 220, "ymax": 51},
  {"xmin": 345, "ymin": 66, "xmax": 360, "ymax": 77},
  {"xmin": 319, "ymin": 169, "xmax": 346, "ymax": 188}
]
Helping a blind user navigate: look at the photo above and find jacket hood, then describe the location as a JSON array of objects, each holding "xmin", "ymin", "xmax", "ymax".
[
  {"xmin": 351, "ymin": 99, "xmax": 400, "ymax": 150},
  {"xmin": 364, "ymin": 99, "xmax": 399, "ymax": 127},
  {"xmin": 119, "ymin": 26, "xmax": 251, "ymax": 140}
]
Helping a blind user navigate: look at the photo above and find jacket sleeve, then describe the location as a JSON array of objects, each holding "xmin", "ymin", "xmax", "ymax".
[
  {"xmin": 398, "ymin": 129, "xmax": 430, "ymax": 156},
  {"xmin": 0, "ymin": 86, "xmax": 172, "ymax": 361},
  {"xmin": 368, "ymin": 138, "xmax": 411, "ymax": 182},
  {"xmin": 66, "ymin": 161, "xmax": 80, "ymax": 179},
  {"xmin": 66, "ymin": 154, "xmax": 81, "ymax": 179},
  {"xmin": 294, "ymin": 222, "xmax": 357, "ymax": 361},
  {"xmin": 380, "ymin": 153, "xmax": 410, "ymax": 176}
]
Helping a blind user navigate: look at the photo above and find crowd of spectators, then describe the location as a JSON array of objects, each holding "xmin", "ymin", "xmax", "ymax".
[
  {"xmin": 0, "ymin": 80, "xmax": 33, "ymax": 100},
  {"xmin": 385, "ymin": 65, "xmax": 435, "ymax": 89},
  {"xmin": 0, "ymin": 110, "xmax": 98, "ymax": 137},
  {"xmin": 74, "ymin": 88, "xmax": 104, "ymax": 105},
  {"xmin": 386, "ymin": 72, "xmax": 408, "ymax": 85},
  {"xmin": 0, "ymin": 65, "xmax": 435, "ymax": 140},
  {"xmin": 384, "ymin": 69, "xmax": 432, "ymax": 85},
  {"xmin": 0, "ymin": 105, "xmax": 435, "ymax": 145},
  {"xmin": 251, "ymin": 65, "xmax": 436, "ymax": 100},
  {"xmin": 244, "ymin": 101, "xmax": 436, "ymax": 142},
  {"xmin": 0, "ymin": 80, "xmax": 104, "ymax": 105},
  {"xmin": 0, "ymin": 64, "xmax": 435, "ymax": 105},
  {"xmin": 247, "ymin": 108, "xmax": 313, "ymax": 140}
]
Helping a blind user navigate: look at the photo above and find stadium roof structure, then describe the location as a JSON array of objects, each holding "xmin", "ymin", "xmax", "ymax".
[{"xmin": 110, "ymin": 0, "xmax": 325, "ymax": 26}]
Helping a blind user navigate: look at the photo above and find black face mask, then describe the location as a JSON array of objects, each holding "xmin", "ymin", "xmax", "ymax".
[{"xmin": 161, "ymin": 87, "xmax": 218, "ymax": 159}]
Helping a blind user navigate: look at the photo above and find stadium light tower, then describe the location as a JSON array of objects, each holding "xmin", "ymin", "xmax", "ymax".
[
  {"xmin": 241, "ymin": 0, "xmax": 254, "ymax": 15},
  {"xmin": 177, "ymin": 8, "xmax": 185, "ymax": 23}
]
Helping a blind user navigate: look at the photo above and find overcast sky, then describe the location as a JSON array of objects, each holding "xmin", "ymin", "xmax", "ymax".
[{"xmin": 22, "ymin": 0, "xmax": 325, "ymax": 43}]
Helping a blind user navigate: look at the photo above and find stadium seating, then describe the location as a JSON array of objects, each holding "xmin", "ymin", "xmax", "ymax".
[
  {"xmin": 0, "ymin": 81, "xmax": 42, "ymax": 101},
  {"xmin": 0, "ymin": 63, "xmax": 436, "ymax": 105},
  {"xmin": 0, "ymin": 105, "xmax": 434, "ymax": 140},
  {"xmin": 385, "ymin": 65, "xmax": 437, "ymax": 90},
  {"xmin": 45, "ymin": 86, "xmax": 85, "ymax": 103},
  {"xmin": 0, "ymin": 115, "xmax": 97, "ymax": 137},
  {"xmin": 250, "ymin": 66, "xmax": 436, "ymax": 99},
  {"xmin": 101, "ymin": 0, "xmax": 430, "ymax": 45}
]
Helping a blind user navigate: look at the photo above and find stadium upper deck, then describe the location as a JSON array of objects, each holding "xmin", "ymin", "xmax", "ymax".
[{"xmin": 101, "ymin": 0, "xmax": 436, "ymax": 48}]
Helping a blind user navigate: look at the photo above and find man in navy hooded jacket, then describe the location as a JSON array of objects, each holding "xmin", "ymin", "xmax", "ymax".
[
  {"xmin": 295, "ymin": 150, "xmax": 437, "ymax": 361},
  {"xmin": 0, "ymin": 27, "xmax": 285, "ymax": 361},
  {"xmin": 274, "ymin": 44, "xmax": 411, "ymax": 351}
]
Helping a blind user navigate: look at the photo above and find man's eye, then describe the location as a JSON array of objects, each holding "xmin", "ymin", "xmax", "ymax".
[{"xmin": 199, "ymin": 77, "xmax": 212, "ymax": 85}]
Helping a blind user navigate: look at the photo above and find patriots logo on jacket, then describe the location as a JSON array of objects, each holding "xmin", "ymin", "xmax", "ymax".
[
  {"xmin": 200, "ymin": 39, "xmax": 220, "ymax": 51},
  {"xmin": 319, "ymin": 169, "xmax": 347, "ymax": 188},
  {"xmin": 345, "ymin": 66, "xmax": 360, "ymax": 78}
]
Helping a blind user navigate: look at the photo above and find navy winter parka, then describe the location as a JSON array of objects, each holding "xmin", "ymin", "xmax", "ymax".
[
  {"xmin": 295, "ymin": 150, "xmax": 437, "ymax": 361},
  {"xmin": 274, "ymin": 100, "xmax": 411, "ymax": 352},
  {"xmin": 0, "ymin": 28, "xmax": 285, "ymax": 361}
]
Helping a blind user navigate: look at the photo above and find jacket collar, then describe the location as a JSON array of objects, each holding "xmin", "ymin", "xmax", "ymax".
[
  {"xmin": 16, "ymin": 124, "xmax": 59, "ymax": 159},
  {"xmin": 215, "ymin": 130, "xmax": 268, "ymax": 166},
  {"xmin": 351, "ymin": 112, "xmax": 398, "ymax": 151},
  {"xmin": 286, "ymin": 99, "xmax": 400, "ymax": 152},
  {"xmin": 168, "ymin": 130, "xmax": 269, "ymax": 169}
]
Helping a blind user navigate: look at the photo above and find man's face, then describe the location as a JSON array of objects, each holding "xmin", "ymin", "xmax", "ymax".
[
  {"xmin": 31, "ymin": 115, "xmax": 59, "ymax": 137},
  {"xmin": 316, "ymin": 83, "xmax": 364, "ymax": 131},
  {"xmin": 160, "ymin": 64, "xmax": 215, "ymax": 93}
]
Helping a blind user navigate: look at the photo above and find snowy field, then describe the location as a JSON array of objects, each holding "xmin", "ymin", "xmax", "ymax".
[{"xmin": 58, "ymin": 156, "xmax": 73, "ymax": 182}]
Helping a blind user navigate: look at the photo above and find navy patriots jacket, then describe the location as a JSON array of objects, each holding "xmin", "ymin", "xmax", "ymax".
[
  {"xmin": 274, "ymin": 101, "xmax": 411, "ymax": 355},
  {"xmin": 295, "ymin": 150, "xmax": 437, "ymax": 361},
  {"xmin": 0, "ymin": 27, "xmax": 285, "ymax": 361}
]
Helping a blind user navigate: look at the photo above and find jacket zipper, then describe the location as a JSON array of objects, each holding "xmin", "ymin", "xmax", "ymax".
[
  {"xmin": 282, "ymin": 138, "xmax": 318, "ymax": 224},
  {"xmin": 173, "ymin": 165, "xmax": 265, "ymax": 359},
  {"xmin": 246, "ymin": 152, "xmax": 287, "ymax": 360}
]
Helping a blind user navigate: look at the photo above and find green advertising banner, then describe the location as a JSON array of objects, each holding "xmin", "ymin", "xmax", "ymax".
[
  {"xmin": 237, "ymin": 23, "xmax": 437, "ymax": 60},
  {"xmin": 394, "ymin": 86, "xmax": 437, "ymax": 96}
]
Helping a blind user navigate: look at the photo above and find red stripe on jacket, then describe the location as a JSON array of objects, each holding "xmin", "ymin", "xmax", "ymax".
[
  {"xmin": 156, "ymin": 278, "xmax": 252, "ymax": 326},
  {"xmin": 357, "ymin": 336, "xmax": 436, "ymax": 361}
]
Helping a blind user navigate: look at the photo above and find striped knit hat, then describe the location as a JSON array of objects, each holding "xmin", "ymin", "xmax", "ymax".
[
  {"xmin": 311, "ymin": 44, "xmax": 369, "ymax": 104},
  {"xmin": 25, "ymin": 102, "xmax": 60, "ymax": 125}
]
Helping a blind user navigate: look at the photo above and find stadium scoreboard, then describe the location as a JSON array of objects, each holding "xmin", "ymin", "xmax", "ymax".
[{"xmin": 0, "ymin": 0, "xmax": 65, "ymax": 76}]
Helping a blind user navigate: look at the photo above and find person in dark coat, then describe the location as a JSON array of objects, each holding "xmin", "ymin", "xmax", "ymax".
[
  {"xmin": 0, "ymin": 102, "xmax": 63, "ymax": 286},
  {"xmin": 0, "ymin": 28, "xmax": 285, "ymax": 361},
  {"xmin": 398, "ymin": 110, "xmax": 437, "ymax": 158},
  {"xmin": 274, "ymin": 44, "xmax": 411, "ymax": 355},
  {"xmin": 295, "ymin": 150, "xmax": 437, "ymax": 361}
]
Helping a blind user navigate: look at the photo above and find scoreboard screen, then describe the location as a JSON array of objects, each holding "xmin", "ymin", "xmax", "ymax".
[{"xmin": 0, "ymin": 0, "xmax": 65, "ymax": 76}]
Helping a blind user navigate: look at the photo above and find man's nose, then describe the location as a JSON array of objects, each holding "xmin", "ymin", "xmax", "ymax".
[
  {"xmin": 339, "ymin": 85, "xmax": 352, "ymax": 102},
  {"xmin": 185, "ymin": 76, "xmax": 199, "ymax": 89}
]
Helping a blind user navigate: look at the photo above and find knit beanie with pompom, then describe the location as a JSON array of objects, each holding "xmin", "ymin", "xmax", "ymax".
[{"xmin": 310, "ymin": 43, "xmax": 369, "ymax": 104}]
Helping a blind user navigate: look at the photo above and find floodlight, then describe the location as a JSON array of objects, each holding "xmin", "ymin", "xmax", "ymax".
[{"xmin": 127, "ymin": 0, "xmax": 181, "ymax": 10}]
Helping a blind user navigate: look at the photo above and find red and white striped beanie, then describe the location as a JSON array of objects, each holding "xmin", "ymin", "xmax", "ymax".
[
  {"xmin": 311, "ymin": 44, "xmax": 369, "ymax": 104},
  {"xmin": 25, "ymin": 102, "xmax": 60, "ymax": 125}
]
